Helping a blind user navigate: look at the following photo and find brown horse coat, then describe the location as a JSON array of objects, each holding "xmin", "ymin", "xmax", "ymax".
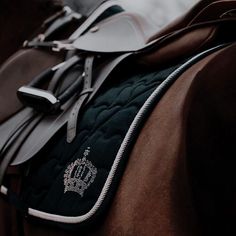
[{"xmin": 1, "ymin": 0, "xmax": 236, "ymax": 235}]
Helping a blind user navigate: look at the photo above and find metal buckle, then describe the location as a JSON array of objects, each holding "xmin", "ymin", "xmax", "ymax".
[
  {"xmin": 23, "ymin": 34, "xmax": 46, "ymax": 48},
  {"xmin": 52, "ymin": 41, "xmax": 75, "ymax": 52},
  {"xmin": 63, "ymin": 6, "xmax": 73, "ymax": 15}
]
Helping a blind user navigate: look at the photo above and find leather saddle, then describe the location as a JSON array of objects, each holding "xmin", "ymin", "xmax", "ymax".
[
  {"xmin": 1, "ymin": 0, "xmax": 236, "ymax": 227},
  {"xmin": 0, "ymin": 0, "xmax": 161, "ymax": 190},
  {"xmin": 0, "ymin": 1, "xmax": 159, "ymax": 166}
]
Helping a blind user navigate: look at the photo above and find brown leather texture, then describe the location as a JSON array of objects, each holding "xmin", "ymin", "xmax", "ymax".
[
  {"xmin": 0, "ymin": 49, "xmax": 64, "ymax": 124},
  {"xmin": 139, "ymin": 25, "xmax": 218, "ymax": 67},
  {"xmin": 73, "ymin": 12, "xmax": 157, "ymax": 52},
  {"xmin": 140, "ymin": 0, "xmax": 236, "ymax": 67}
]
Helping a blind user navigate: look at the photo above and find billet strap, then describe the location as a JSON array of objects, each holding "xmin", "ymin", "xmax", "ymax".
[
  {"xmin": 47, "ymin": 56, "xmax": 81, "ymax": 93},
  {"xmin": 24, "ymin": 6, "xmax": 83, "ymax": 47},
  {"xmin": 67, "ymin": 56, "xmax": 94, "ymax": 142},
  {"xmin": 42, "ymin": 7, "xmax": 83, "ymax": 41}
]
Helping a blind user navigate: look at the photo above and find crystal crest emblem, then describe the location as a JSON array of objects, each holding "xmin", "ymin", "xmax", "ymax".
[{"xmin": 64, "ymin": 147, "xmax": 97, "ymax": 197}]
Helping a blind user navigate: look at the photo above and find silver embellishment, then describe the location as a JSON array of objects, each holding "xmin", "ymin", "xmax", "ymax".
[{"xmin": 64, "ymin": 147, "xmax": 97, "ymax": 197}]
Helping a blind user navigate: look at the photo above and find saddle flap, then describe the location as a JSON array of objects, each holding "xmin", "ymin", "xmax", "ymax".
[
  {"xmin": 72, "ymin": 12, "xmax": 156, "ymax": 53},
  {"xmin": 0, "ymin": 49, "xmax": 63, "ymax": 124},
  {"xmin": 10, "ymin": 54, "xmax": 130, "ymax": 166}
]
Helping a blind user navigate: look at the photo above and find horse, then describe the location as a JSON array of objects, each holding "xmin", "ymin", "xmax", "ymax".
[{"xmin": 1, "ymin": 0, "xmax": 236, "ymax": 235}]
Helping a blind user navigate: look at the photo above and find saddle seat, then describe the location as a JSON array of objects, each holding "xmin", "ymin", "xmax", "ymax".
[{"xmin": 72, "ymin": 12, "xmax": 157, "ymax": 53}]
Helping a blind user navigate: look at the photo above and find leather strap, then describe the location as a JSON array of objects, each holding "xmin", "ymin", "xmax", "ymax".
[
  {"xmin": 67, "ymin": 56, "xmax": 94, "ymax": 142},
  {"xmin": 0, "ymin": 115, "xmax": 42, "ymax": 186},
  {"xmin": 25, "ymin": 1, "xmax": 124, "ymax": 52},
  {"xmin": 25, "ymin": 7, "xmax": 84, "ymax": 46},
  {"xmin": 42, "ymin": 9, "xmax": 83, "ymax": 41},
  {"xmin": 48, "ymin": 56, "xmax": 80, "ymax": 92},
  {"xmin": 9, "ymin": 53, "xmax": 131, "ymax": 166}
]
